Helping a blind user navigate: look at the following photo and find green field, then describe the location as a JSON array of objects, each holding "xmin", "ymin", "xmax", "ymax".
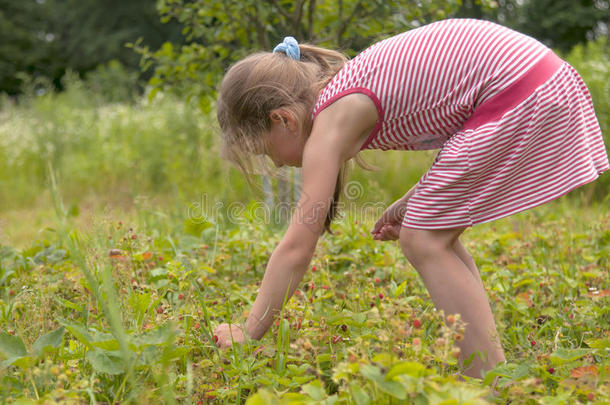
[{"xmin": 0, "ymin": 188, "xmax": 608, "ymax": 403}]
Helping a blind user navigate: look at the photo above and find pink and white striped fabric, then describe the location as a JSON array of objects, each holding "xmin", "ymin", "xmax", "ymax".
[{"xmin": 312, "ymin": 18, "xmax": 609, "ymax": 229}]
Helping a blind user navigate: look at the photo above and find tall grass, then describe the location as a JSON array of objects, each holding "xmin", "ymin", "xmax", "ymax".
[
  {"xmin": 0, "ymin": 76, "xmax": 240, "ymax": 211},
  {"xmin": 0, "ymin": 74, "xmax": 434, "ymax": 228}
]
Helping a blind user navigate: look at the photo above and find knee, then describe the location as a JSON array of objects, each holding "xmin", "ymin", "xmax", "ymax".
[{"xmin": 399, "ymin": 227, "xmax": 458, "ymax": 267}]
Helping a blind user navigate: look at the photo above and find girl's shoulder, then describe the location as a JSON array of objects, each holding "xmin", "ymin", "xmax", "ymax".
[{"xmin": 310, "ymin": 93, "xmax": 378, "ymax": 161}]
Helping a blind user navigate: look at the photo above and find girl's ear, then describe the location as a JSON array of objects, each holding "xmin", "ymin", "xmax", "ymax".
[
  {"xmin": 270, "ymin": 110, "xmax": 285, "ymax": 125},
  {"xmin": 270, "ymin": 109, "xmax": 297, "ymax": 132}
]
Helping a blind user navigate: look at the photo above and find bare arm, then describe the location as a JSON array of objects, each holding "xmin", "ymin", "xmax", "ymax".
[
  {"xmin": 245, "ymin": 145, "xmax": 342, "ymax": 339},
  {"xmin": 214, "ymin": 171, "xmax": 333, "ymax": 346},
  {"xmin": 244, "ymin": 94, "xmax": 378, "ymax": 340},
  {"xmin": 213, "ymin": 93, "xmax": 378, "ymax": 347},
  {"xmin": 245, "ymin": 246, "xmax": 312, "ymax": 339}
]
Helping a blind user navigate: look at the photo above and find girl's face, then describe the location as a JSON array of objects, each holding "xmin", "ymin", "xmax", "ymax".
[{"xmin": 264, "ymin": 111, "xmax": 306, "ymax": 168}]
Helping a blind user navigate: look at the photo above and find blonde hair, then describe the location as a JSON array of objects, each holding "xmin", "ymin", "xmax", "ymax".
[{"xmin": 217, "ymin": 43, "xmax": 376, "ymax": 234}]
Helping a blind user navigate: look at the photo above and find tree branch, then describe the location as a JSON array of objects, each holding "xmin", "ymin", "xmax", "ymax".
[
  {"xmin": 269, "ymin": 0, "xmax": 292, "ymax": 21},
  {"xmin": 293, "ymin": 0, "xmax": 306, "ymax": 38},
  {"xmin": 337, "ymin": 0, "xmax": 363, "ymax": 46},
  {"xmin": 307, "ymin": 0, "xmax": 316, "ymax": 40}
]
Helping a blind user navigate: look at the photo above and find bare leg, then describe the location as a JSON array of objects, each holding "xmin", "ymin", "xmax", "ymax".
[
  {"xmin": 452, "ymin": 237, "xmax": 505, "ymax": 382},
  {"xmin": 400, "ymin": 227, "xmax": 506, "ymax": 378},
  {"xmin": 453, "ymin": 238, "xmax": 483, "ymax": 286}
]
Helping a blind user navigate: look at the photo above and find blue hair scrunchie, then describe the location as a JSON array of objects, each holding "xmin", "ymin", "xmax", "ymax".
[{"xmin": 273, "ymin": 36, "xmax": 300, "ymax": 61}]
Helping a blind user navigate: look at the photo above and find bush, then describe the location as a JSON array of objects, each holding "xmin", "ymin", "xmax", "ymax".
[
  {"xmin": 563, "ymin": 37, "xmax": 610, "ymax": 200},
  {"xmin": 0, "ymin": 77, "xmax": 251, "ymax": 214}
]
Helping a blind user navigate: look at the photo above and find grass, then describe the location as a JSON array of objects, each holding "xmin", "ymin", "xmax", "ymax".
[{"xmin": 0, "ymin": 179, "xmax": 608, "ymax": 403}]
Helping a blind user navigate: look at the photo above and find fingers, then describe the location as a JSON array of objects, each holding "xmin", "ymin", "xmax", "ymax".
[
  {"xmin": 212, "ymin": 324, "xmax": 244, "ymax": 349},
  {"xmin": 372, "ymin": 225, "xmax": 388, "ymax": 240},
  {"xmin": 387, "ymin": 224, "xmax": 401, "ymax": 240},
  {"xmin": 372, "ymin": 199, "xmax": 408, "ymax": 235},
  {"xmin": 372, "ymin": 215, "xmax": 394, "ymax": 236},
  {"xmin": 215, "ymin": 334, "xmax": 235, "ymax": 349},
  {"xmin": 371, "ymin": 218, "xmax": 387, "ymax": 235},
  {"xmin": 372, "ymin": 224, "xmax": 388, "ymax": 240},
  {"xmin": 372, "ymin": 224, "xmax": 401, "ymax": 241}
]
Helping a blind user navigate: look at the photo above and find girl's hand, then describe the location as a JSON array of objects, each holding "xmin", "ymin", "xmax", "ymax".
[
  {"xmin": 371, "ymin": 195, "xmax": 410, "ymax": 241},
  {"xmin": 212, "ymin": 323, "xmax": 246, "ymax": 348}
]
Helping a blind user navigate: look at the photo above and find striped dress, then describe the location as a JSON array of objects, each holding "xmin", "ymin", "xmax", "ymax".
[{"xmin": 312, "ymin": 18, "xmax": 609, "ymax": 229}]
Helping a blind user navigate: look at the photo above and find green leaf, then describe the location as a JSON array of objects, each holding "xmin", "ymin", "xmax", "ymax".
[
  {"xmin": 54, "ymin": 297, "xmax": 83, "ymax": 312},
  {"xmin": 482, "ymin": 362, "xmax": 518, "ymax": 386},
  {"xmin": 184, "ymin": 217, "xmax": 212, "ymax": 237},
  {"xmin": 245, "ymin": 389, "xmax": 279, "ymax": 405},
  {"xmin": 86, "ymin": 349, "xmax": 126, "ymax": 375},
  {"xmin": 540, "ymin": 391, "xmax": 573, "ymax": 405},
  {"xmin": 351, "ymin": 313, "xmax": 367, "ymax": 325},
  {"xmin": 386, "ymin": 361, "xmax": 425, "ymax": 379},
  {"xmin": 482, "ymin": 362, "xmax": 531, "ymax": 386},
  {"xmin": 91, "ymin": 338, "xmax": 120, "ymax": 351},
  {"xmin": 135, "ymin": 292, "xmax": 152, "ymax": 324},
  {"xmin": 12, "ymin": 399, "xmax": 38, "ymax": 405},
  {"xmin": 61, "ymin": 322, "xmax": 94, "ymax": 349},
  {"xmin": 318, "ymin": 353, "xmax": 332, "ymax": 363},
  {"xmin": 349, "ymin": 382, "xmax": 371, "ymax": 405},
  {"xmin": 585, "ymin": 338, "xmax": 610, "ymax": 349},
  {"xmin": 0, "ymin": 333, "xmax": 27, "ymax": 359},
  {"xmin": 550, "ymin": 348, "xmax": 591, "ymax": 365},
  {"xmin": 540, "ymin": 307, "xmax": 556, "ymax": 317},
  {"xmin": 302, "ymin": 379, "xmax": 325, "ymax": 400},
  {"xmin": 161, "ymin": 346, "xmax": 188, "ymax": 364},
  {"xmin": 136, "ymin": 323, "xmax": 175, "ymax": 347},
  {"xmin": 32, "ymin": 327, "xmax": 65, "ymax": 357},
  {"xmin": 360, "ymin": 364, "xmax": 407, "ymax": 400},
  {"xmin": 394, "ymin": 281, "xmax": 407, "ymax": 298},
  {"xmin": 6, "ymin": 356, "xmax": 33, "ymax": 369},
  {"xmin": 512, "ymin": 278, "xmax": 534, "ymax": 288},
  {"xmin": 279, "ymin": 318, "xmax": 290, "ymax": 351},
  {"xmin": 149, "ymin": 267, "xmax": 169, "ymax": 279}
]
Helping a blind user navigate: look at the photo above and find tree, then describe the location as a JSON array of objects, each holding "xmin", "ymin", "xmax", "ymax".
[
  {"xmin": 0, "ymin": 0, "xmax": 184, "ymax": 95},
  {"xmin": 455, "ymin": 0, "xmax": 609, "ymax": 53},
  {"xmin": 0, "ymin": 0, "xmax": 47, "ymax": 94},
  {"xmin": 137, "ymin": 0, "xmax": 491, "ymax": 107},
  {"xmin": 516, "ymin": 0, "xmax": 609, "ymax": 53}
]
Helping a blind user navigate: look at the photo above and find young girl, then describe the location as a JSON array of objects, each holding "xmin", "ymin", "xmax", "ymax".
[{"xmin": 212, "ymin": 18, "xmax": 608, "ymax": 378}]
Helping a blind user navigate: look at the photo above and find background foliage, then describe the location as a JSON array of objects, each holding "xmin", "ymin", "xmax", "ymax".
[{"xmin": 0, "ymin": 0, "xmax": 184, "ymax": 95}]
